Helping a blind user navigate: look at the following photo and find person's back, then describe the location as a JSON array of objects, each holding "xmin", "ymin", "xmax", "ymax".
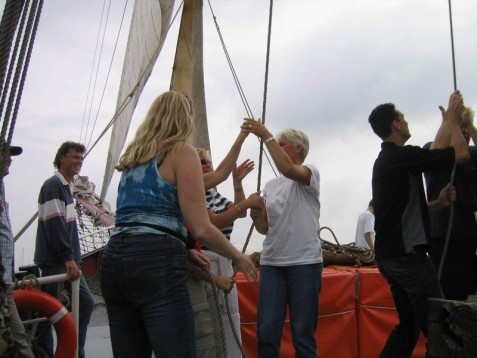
[
  {"xmin": 354, "ymin": 200, "xmax": 374, "ymax": 250},
  {"xmin": 114, "ymin": 156, "xmax": 187, "ymax": 239}
]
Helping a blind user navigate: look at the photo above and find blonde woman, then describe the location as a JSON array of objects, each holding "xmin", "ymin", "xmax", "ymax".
[{"xmin": 100, "ymin": 91, "xmax": 257, "ymax": 358}]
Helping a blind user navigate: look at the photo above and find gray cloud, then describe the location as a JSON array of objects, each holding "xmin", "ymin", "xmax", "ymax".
[{"xmin": 2, "ymin": 0, "xmax": 477, "ymax": 266}]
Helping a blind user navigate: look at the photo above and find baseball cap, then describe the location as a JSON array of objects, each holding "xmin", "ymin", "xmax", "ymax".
[{"xmin": 1, "ymin": 140, "xmax": 22, "ymax": 156}]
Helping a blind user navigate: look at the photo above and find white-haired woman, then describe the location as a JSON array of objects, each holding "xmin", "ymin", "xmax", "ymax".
[
  {"xmin": 100, "ymin": 91, "xmax": 257, "ymax": 358},
  {"xmin": 242, "ymin": 119, "xmax": 323, "ymax": 358}
]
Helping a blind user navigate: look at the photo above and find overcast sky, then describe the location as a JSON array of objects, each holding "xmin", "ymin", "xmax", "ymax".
[{"xmin": 2, "ymin": 0, "xmax": 477, "ymax": 267}]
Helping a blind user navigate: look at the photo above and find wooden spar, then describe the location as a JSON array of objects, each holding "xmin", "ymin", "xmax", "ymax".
[
  {"xmin": 170, "ymin": 0, "xmax": 210, "ymax": 151},
  {"xmin": 76, "ymin": 196, "xmax": 115, "ymax": 228}
]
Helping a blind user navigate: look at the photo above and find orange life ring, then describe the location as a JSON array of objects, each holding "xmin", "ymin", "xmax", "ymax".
[{"xmin": 14, "ymin": 289, "xmax": 78, "ymax": 358}]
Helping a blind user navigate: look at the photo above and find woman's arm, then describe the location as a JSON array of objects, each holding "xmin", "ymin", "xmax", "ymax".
[
  {"xmin": 209, "ymin": 192, "xmax": 263, "ymax": 229},
  {"xmin": 173, "ymin": 144, "xmax": 257, "ymax": 280},
  {"xmin": 241, "ymin": 119, "xmax": 311, "ymax": 185},
  {"xmin": 202, "ymin": 131, "xmax": 248, "ymax": 190}
]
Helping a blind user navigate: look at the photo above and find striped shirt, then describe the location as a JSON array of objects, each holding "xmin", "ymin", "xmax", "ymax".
[
  {"xmin": 206, "ymin": 188, "xmax": 233, "ymax": 239},
  {"xmin": 34, "ymin": 172, "xmax": 81, "ymax": 265}
]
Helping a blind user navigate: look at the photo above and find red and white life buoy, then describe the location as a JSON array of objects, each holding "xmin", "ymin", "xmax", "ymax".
[{"xmin": 14, "ymin": 289, "xmax": 77, "ymax": 358}]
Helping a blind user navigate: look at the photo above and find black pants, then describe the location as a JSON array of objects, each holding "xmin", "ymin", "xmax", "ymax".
[{"xmin": 429, "ymin": 238, "xmax": 477, "ymax": 300}]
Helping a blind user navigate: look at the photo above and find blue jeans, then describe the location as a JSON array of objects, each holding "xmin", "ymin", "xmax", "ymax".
[
  {"xmin": 36, "ymin": 265, "xmax": 94, "ymax": 358},
  {"xmin": 257, "ymin": 263, "xmax": 323, "ymax": 358},
  {"xmin": 377, "ymin": 252, "xmax": 444, "ymax": 358},
  {"xmin": 100, "ymin": 234, "xmax": 195, "ymax": 358}
]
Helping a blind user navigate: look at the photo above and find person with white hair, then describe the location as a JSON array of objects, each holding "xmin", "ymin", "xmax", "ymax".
[{"xmin": 242, "ymin": 119, "xmax": 323, "ymax": 358}]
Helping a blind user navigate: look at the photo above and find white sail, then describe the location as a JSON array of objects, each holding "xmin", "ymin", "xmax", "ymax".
[{"xmin": 100, "ymin": 0, "xmax": 175, "ymax": 201}]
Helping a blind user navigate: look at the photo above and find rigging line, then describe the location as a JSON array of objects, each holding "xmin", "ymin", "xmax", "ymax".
[
  {"xmin": 79, "ymin": 0, "xmax": 108, "ymax": 143},
  {"xmin": 86, "ymin": 0, "xmax": 130, "ymax": 150},
  {"xmin": 447, "ymin": 0, "xmax": 457, "ymax": 91},
  {"xmin": 83, "ymin": 0, "xmax": 112, "ymax": 147},
  {"xmin": 0, "ymin": 0, "xmax": 21, "ymax": 102},
  {"xmin": 86, "ymin": 2, "xmax": 183, "ymax": 156},
  {"xmin": 0, "ymin": 0, "xmax": 26, "ymax": 140},
  {"xmin": 438, "ymin": 0, "xmax": 459, "ymax": 281},
  {"xmin": 242, "ymin": 0, "xmax": 274, "ymax": 255},
  {"xmin": 7, "ymin": 0, "xmax": 44, "ymax": 146},
  {"xmin": 256, "ymin": 0, "xmax": 274, "ymax": 192},
  {"xmin": 206, "ymin": 1, "xmax": 278, "ymax": 177},
  {"xmin": 206, "ymin": 0, "xmax": 252, "ymax": 118},
  {"xmin": 84, "ymin": 94, "xmax": 133, "ymax": 157}
]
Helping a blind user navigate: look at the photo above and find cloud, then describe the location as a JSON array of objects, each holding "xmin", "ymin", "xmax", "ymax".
[{"xmin": 3, "ymin": 0, "xmax": 477, "ymax": 267}]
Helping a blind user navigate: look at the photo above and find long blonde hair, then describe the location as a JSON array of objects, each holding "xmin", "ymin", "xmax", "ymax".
[{"xmin": 116, "ymin": 91, "xmax": 194, "ymax": 171}]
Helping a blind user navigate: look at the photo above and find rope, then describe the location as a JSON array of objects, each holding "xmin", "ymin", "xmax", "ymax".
[
  {"xmin": 437, "ymin": 0, "xmax": 458, "ymax": 281},
  {"xmin": 206, "ymin": 0, "xmax": 278, "ymax": 178},
  {"xmin": 0, "ymin": 0, "xmax": 21, "ymax": 101},
  {"xmin": 7, "ymin": 0, "xmax": 43, "ymax": 146},
  {"xmin": 16, "ymin": 273, "xmax": 40, "ymax": 290},
  {"xmin": 86, "ymin": 0, "xmax": 130, "ymax": 150},
  {"xmin": 242, "ymin": 0, "xmax": 274, "ymax": 255},
  {"xmin": 85, "ymin": 0, "xmax": 183, "ymax": 157},
  {"xmin": 223, "ymin": 291, "xmax": 247, "ymax": 357},
  {"xmin": 201, "ymin": 266, "xmax": 228, "ymax": 358},
  {"xmin": 319, "ymin": 227, "xmax": 375, "ymax": 267},
  {"xmin": 83, "ymin": 0, "xmax": 113, "ymax": 148},
  {"xmin": 79, "ymin": 0, "xmax": 109, "ymax": 143},
  {"xmin": 0, "ymin": 0, "xmax": 43, "ymax": 180},
  {"xmin": 0, "ymin": 0, "xmax": 26, "ymax": 144}
]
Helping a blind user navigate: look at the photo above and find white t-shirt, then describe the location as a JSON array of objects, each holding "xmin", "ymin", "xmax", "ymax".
[
  {"xmin": 260, "ymin": 164, "xmax": 322, "ymax": 266},
  {"xmin": 354, "ymin": 210, "xmax": 375, "ymax": 249}
]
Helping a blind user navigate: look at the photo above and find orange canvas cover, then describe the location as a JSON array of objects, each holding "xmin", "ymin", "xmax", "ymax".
[
  {"xmin": 329, "ymin": 266, "xmax": 426, "ymax": 357},
  {"xmin": 236, "ymin": 268, "xmax": 358, "ymax": 357}
]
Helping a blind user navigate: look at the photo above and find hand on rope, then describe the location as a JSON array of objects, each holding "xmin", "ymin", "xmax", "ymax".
[
  {"xmin": 211, "ymin": 273, "xmax": 236, "ymax": 294},
  {"xmin": 442, "ymin": 90, "xmax": 464, "ymax": 123},
  {"xmin": 437, "ymin": 183, "xmax": 456, "ymax": 207},
  {"xmin": 241, "ymin": 118, "xmax": 273, "ymax": 141},
  {"xmin": 188, "ymin": 249, "xmax": 211, "ymax": 269},
  {"xmin": 232, "ymin": 253, "xmax": 258, "ymax": 282}
]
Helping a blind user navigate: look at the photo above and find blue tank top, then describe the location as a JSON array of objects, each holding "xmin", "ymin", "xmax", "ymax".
[{"xmin": 112, "ymin": 156, "xmax": 187, "ymax": 239}]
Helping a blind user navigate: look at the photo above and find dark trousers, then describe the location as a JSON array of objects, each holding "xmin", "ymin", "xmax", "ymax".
[
  {"xmin": 377, "ymin": 253, "xmax": 444, "ymax": 358},
  {"xmin": 429, "ymin": 238, "xmax": 477, "ymax": 300}
]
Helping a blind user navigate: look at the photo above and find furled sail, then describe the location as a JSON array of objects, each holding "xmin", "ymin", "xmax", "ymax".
[
  {"xmin": 170, "ymin": 0, "xmax": 210, "ymax": 150},
  {"xmin": 100, "ymin": 0, "xmax": 175, "ymax": 201}
]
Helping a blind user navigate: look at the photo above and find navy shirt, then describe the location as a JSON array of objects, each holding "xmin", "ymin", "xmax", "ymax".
[
  {"xmin": 424, "ymin": 143, "xmax": 477, "ymax": 243},
  {"xmin": 372, "ymin": 142, "xmax": 454, "ymax": 260}
]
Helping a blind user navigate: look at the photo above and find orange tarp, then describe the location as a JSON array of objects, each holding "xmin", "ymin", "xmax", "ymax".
[{"xmin": 236, "ymin": 266, "xmax": 427, "ymax": 357}]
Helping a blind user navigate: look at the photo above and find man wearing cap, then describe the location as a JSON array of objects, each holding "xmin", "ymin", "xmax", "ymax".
[{"xmin": 0, "ymin": 142, "xmax": 35, "ymax": 357}]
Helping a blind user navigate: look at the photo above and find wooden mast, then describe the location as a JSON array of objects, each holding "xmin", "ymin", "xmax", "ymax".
[{"xmin": 170, "ymin": 0, "xmax": 210, "ymax": 151}]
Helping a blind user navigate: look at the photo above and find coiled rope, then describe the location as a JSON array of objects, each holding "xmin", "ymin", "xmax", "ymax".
[{"xmin": 319, "ymin": 227, "xmax": 375, "ymax": 267}]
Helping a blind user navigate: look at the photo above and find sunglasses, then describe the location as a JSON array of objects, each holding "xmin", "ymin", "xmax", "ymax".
[{"xmin": 200, "ymin": 159, "xmax": 212, "ymax": 166}]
